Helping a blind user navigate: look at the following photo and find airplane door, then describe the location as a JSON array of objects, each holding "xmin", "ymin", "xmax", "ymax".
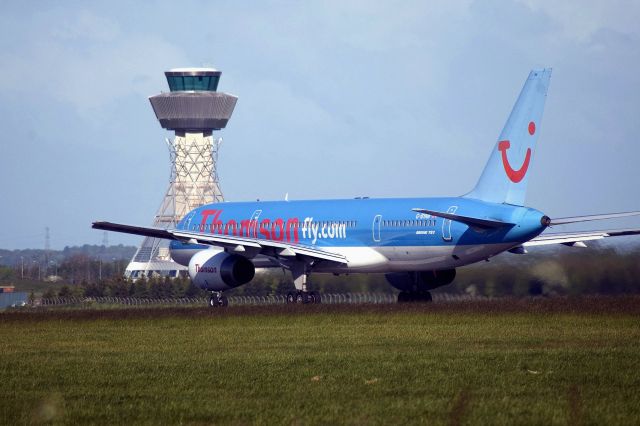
[
  {"xmin": 372, "ymin": 215, "xmax": 382, "ymax": 242},
  {"xmin": 441, "ymin": 206, "xmax": 458, "ymax": 242},
  {"xmin": 250, "ymin": 210, "xmax": 262, "ymax": 238},
  {"xmin": 183, "ymin": 211, "xmax": 196, "ymax": 230},
  {"xmin": 250, "ymin": 210, "xmax": 262, "ymax": 222}
]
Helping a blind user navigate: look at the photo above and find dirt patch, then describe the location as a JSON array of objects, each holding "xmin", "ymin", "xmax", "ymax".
[{"xmin": 449, "ymin": 389, "xmax": 471, "ymax": 426}]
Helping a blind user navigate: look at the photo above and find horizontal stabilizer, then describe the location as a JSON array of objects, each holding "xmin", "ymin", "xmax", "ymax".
[
  {"xmin": 524, "ymin": 228, "xmax": 640, "ymax": 247},
  {"xmin": 411, "ymin": 208, "xmax": 515, "ymax": 230},
  {"xmin": 550, "ymin": 211, "xmax": 640, "ymax": 225}
]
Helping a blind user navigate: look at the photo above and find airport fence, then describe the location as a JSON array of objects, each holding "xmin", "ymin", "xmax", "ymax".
[{"xmin": 39, "ymin": 292, "xmax": 490, "ymax": 307}]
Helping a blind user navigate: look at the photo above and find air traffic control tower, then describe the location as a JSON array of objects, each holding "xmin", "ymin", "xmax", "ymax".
[{"xmin": 125, "ymin": 68, "xmax": 237, "ymax": 279}]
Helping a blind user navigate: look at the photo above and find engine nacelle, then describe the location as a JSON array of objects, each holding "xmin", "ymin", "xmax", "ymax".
[
  {"xmin": 385, "ymin": 269, "xmax": 456, "ymax": 292},
  {"xmin": 188, "ymin": 251, "xmax": 255, "ymax": 291}
]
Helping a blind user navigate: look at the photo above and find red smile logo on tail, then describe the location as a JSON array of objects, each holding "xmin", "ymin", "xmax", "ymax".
[{"xmin": 498, "ymin": 121, "xmax": 535, "ymax": 183}]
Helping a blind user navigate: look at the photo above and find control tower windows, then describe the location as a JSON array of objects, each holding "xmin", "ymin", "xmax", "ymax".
[{"xmin": 167, "ymin": 75, "xmax": 220, "ymax": 92}]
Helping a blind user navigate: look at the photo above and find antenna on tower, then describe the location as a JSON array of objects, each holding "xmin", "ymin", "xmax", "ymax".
[
  {"xmin": 45, "ymin": 227, "xmax": 50, "ymax": 252},
  {"xmin": 45, "ymin": 227, "xmax": 50, "ymax": 276}
]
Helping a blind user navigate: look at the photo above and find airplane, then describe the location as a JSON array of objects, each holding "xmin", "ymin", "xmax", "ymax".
[{"xmin": 93, "ymin": 68, "xmax": 640, "ymax": 306}]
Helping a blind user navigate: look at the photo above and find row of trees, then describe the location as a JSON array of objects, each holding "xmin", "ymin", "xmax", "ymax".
[
  {"xmin": 0, "ymin": 245, "xmax": 134, "ymax": 283},
  {"xmin": 0, "ymin": 255, "xmax": 130, "ymax": 284},
  {"xmin": 38, "ymin": 246, "xmax": 640, "ymax": 299},
  {"xmin": 40, "ymin": 270, "xmax": 393, "ymax": 299},
  {"xmin": 43, "ymin": 277, "xmax": 203, "ymax": 300},
  {"xmin": 451, "ymin": 247, "xmax": 640, "ymax": 296}
]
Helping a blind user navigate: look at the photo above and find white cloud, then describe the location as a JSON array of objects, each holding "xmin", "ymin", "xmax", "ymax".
[
  {"xmin": 316, "ymin": 0, "xmax": 473, "ymax": 52},
  {"xmin": 50, "ymin": 9, "xmax": 120, "ymax": 42},
  {"xmin": 0, "ymin": 10, "xmax": 190, "ymax": 112},
  {"xmin": 518, "ymin": 0, "xmax": 640, "ymax": 41}
]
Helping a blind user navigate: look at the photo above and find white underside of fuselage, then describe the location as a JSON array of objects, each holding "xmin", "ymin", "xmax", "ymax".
[
  {"xmin": 170, "ymin": 242, "xmax": 516, "ymax": 274},
  {"xmin": 315, "ymin": 243, "xmax": 515, "ymax": 273}
]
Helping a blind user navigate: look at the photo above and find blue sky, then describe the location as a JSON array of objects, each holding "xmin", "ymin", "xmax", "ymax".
[{"xmin": 0, "ymin": 0, "xmax": 639, "ymax": 249}]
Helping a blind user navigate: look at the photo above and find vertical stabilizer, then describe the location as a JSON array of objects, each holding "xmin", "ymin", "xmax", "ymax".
[{"xmin": 465, "ymin": 68, "xmax": 551, "ymax": 205}]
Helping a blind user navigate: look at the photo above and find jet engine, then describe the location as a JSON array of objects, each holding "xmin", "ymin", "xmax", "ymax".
[
  {"xmin": 188, "ymin": 250, "xmax": 255, "ymax": 291},
  {"xmin": 385, "ymin": 269, "xmax": 456, "ymax": 292}
]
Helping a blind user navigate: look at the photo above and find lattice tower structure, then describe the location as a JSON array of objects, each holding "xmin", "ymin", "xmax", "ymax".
[{"xmin": 125, "ymin": 68, "xmax": 237, "ymax": 279}]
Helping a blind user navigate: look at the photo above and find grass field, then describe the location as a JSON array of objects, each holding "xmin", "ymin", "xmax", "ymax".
[{"xmin": 1, "ymin": 298, "xmax": 639, "ymax": 425}]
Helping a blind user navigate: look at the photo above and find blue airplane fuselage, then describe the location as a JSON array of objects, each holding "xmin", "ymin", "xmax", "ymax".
[{"xmin": 169, "ymin": 197, "xmax": 547, "ymax": 273}]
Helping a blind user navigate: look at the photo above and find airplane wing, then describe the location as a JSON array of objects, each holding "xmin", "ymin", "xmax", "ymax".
[
  {"xmin": 523, "ymin": 228, "xmax": 640, "ymax": 247},
  {"xmin": 92, "ymin": 221, "xmax": 348, "ymax": 264}
]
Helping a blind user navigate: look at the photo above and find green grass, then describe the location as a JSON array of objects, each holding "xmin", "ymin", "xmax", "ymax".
[{"xmin": 1, "ymin": 298, "xmax": 639, "ymax": 425}]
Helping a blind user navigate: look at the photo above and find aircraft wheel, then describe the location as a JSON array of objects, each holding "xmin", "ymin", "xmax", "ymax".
[
  {"xmin": 209, "ymin": 294, "xmax": 228, "ymax": 308},
  {"xmin": 417, "ymin": 292, "xmax": 432, "ymax": 302},
  {"xmin": 397, "ymin": 292, "xmax": 411, "ymax": 303},
  {"xmin": 296, "ymin": 292, "xmax": 310, "ymax": 304},
  {"xmin": 310, "ymin": 291, "xmax": 321, "ymax": 304}
]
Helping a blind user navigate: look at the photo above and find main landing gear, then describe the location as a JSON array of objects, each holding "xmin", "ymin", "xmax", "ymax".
[
  {"xmin": 286, "ymin": 262, "xmax": 321, "ymax": 304},
  {"xmin": 397, "ymin": 291, "xmax": 433, "ymax": 303},
  {"xmin": 208, "ymin": 292, "xmax": 228, "ymax": 307},
  {"xmin": 286, "ymin": 291, "xmax": 322, "ymax": 304}
]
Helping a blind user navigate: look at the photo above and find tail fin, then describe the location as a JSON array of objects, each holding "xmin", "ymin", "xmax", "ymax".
[{"xmin": 465, "ymin": 68, "xmax": 552, "ymax": 206}]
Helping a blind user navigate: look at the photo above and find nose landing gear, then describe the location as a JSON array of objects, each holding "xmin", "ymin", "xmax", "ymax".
[{"xmin": 208, "ymin": 292, "xmax": 228, "ymax": 307}]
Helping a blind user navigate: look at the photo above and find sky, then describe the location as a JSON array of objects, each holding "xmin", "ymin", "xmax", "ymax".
[{"xmin": 0, "ymin": 0, "xmax": 639, "ymax": 249}]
